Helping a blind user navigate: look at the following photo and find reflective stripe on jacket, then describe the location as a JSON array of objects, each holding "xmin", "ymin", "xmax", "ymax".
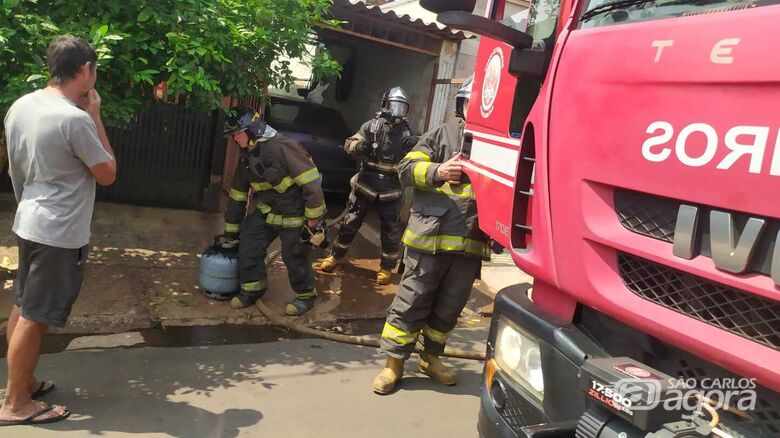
[
  {"xmin": 397, "ymin": 120, "xmax": 489, "ymax": 259},
  {"xmin": 223, "ymin": 133, "xmax": 326, "ymax": 232}
]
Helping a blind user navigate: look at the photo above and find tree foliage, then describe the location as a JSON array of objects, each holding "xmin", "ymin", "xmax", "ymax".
[{"xmin": 0, "ymin": 0, "xmax": 342, "ymax": 123}]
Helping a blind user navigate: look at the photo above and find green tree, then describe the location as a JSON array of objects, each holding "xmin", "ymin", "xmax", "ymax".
[{"xmin": 0, "ymin": 0, "xmax": 342, "ymax": 124}]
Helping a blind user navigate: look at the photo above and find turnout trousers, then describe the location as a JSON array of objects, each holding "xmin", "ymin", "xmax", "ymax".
[
  {"xmin": 239, "ymin": 212, "xmax": 317, "ymax": 302},
  {"xmin": 380, "ymin": 248, "xmax": 482, "ymax": 359},
  {"xmin": 330, "ymin": 190, "xmax": 402, "ymax": 269}
]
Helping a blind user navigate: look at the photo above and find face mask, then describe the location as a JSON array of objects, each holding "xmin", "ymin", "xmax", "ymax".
[{"xmin": 387, "ymin": 101, "xmax": 409, "ymax": 118}]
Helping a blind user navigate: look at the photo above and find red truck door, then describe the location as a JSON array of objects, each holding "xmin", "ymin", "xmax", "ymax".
[{"xmin": 464, "ymin": 0, "xmax": 564, "ymax": 286}]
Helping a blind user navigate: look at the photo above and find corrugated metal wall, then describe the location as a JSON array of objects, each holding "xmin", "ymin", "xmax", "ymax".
[{"xmin": 98, "ymin": 103, "xmax": 219, "ymax": 209}]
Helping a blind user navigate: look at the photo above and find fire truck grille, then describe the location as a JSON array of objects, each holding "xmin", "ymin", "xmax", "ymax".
[
  {"xmin": 498, "ymin": 380, "xmax": 548, "ymax": 434},
  {"xmin": 615, "ymin": 189, "xmax": 677, "ymax": 242},
  {"xmin": 618, "ymin": 253, "xmax": 780, "ymax": 351}
]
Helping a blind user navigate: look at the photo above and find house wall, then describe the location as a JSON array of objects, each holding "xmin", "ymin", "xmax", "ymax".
[{"xmin": 317, "ymin": 38, "xmax": 437, "ymax": 135}]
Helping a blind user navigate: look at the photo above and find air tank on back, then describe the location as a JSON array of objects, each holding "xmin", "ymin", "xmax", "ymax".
[{"xmin": 199, "ymin": 241, "xmax": 239, "ymax": 300}]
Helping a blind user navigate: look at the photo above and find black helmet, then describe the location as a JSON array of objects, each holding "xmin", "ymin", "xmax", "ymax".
[
  {"xmin": 456, "ymin": 75, "xmax": 473, "ymax": 119},
  {"xmin": 224, "ymin": 106, "xmax": 266, "ymax": 139},
  {"xmin": 381, "ymin": 86, "xmax": 410, "ymax": 118}
]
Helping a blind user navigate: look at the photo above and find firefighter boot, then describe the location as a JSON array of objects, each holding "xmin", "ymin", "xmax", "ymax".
[
  {"xmin": 230, "ymin": 292, "xmax": 260, "ymax": 310},
  {"xmin": 376, "ymin": 268, "xmax": 392, "ymax": 285},
  {"xmin": 419, "ymin": 353, "xmax": 457, "ymax": 386},
  {"xmin": 319, "ymin": 255, "xmax": 339, "ymax": 273},
  {"xmin": 285, "ymin": 298, "xmax": 315, "ymax": 316},
  {"xmin": 372, "ymin": 356, "xmax": 405, "ymax": 395}
]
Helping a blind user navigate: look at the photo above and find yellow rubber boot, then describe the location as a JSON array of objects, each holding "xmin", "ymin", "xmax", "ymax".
[
  {"xmin": 372, "ymin": 357, "xmax": 405, "ymax": 395},
  {"xmin": 419, "ymin": 353, "xmax": 457, "ymax": 386},
  {"xmin": 319, "ymin": 256, "xmax": 338, "ymax": 273},
  {"xmin": 376, "ymin": 268, "xmax": 392, "ymax": 285}
]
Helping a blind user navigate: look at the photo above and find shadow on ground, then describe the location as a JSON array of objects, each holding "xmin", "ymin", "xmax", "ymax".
[{"xmin": 0, "ymin": 329, "xmax": 487, "ymax": 437}]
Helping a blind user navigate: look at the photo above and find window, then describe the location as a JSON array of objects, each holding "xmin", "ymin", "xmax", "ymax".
[
  {"xmin": 502, "ymin": 0, "xmax": 562, "ymax": 135},
  {"xmin": 266, "ymin": 99, "xmax": 350, "ymax": 139},
  {"xmin": 580, "ymin": 0, "xmax": 777, "ymax": 28}
]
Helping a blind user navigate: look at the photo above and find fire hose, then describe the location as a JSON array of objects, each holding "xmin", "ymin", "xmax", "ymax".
[{"xmin": 253, "ymin": 203, "xmax": 487, "ymax": 362}]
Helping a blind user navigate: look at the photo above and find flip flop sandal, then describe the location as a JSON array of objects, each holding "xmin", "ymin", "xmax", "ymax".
[
  {"xmin": 0, "ymin": 403, "xmax": 70, "ymax": 426},
  {"xmin": 285, "ymin": 299, "xmax": 314, "ymax": 316},
  {"xmin": 31, "ymin": 381, "xmax": 56, "ymax": 399}
]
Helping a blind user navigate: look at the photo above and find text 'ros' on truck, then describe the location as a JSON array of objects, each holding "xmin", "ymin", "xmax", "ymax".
[{"xmin": 421, "ymin": 0, "xmax": 780, "ymax": 436}]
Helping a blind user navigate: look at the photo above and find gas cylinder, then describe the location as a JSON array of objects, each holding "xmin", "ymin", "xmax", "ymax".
[{"xmin": 199, "ymin": 242, "xmax": 239, "ymax": 300}]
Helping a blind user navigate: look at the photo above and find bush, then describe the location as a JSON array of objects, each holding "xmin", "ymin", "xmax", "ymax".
[{"xmin": 0, "ymin": 0, "xmax": 342, "ymax": 123}]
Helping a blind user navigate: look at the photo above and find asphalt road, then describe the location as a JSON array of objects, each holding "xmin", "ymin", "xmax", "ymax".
[{"xmin": 0, "ymin": 327, "xmax": 488, "ymax": 437}]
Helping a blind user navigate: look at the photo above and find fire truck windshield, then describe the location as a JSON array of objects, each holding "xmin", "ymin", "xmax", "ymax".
[{"xmin": 580, "ymin": 0, "xmax": 769, "ymax": 27}]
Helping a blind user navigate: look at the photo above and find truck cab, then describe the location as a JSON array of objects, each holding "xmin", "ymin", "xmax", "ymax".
[{"xmin": 423, "ymin": 0, "xmax": 780, "ymax": 436}]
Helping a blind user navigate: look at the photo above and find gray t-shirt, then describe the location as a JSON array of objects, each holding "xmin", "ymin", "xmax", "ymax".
[{"xmin": 4, "ymin": 90, "xmax": 113, "ymax": 249}]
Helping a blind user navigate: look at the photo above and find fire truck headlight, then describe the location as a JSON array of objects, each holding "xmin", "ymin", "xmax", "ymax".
[{"xmin": 494, "ymin": 319, "xmax": 545, "ymax": 401}]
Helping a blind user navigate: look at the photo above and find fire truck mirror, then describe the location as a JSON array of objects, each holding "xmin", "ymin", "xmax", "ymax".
[
  {"xmin": 420, "ymin": 0, "xmax": 476, "ymax": 14},
  {"xmin": 509, "ymin": 48, "xmax": 550, "ymax": 80},
  {"xmin": 438, "ymin": 11, "xmax": 534, "ymax": 49}
]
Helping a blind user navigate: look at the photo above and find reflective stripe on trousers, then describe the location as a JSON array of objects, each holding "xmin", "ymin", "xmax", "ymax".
[
  {"xmin": 239, "ymin": 212, "xmax": 316, "ymax": 301},
  {"xmin": 382, "ymin": 322, "xmax": 420, "ymax": 345},
  {"xmin": 380, "ymin": 249, "xmax": 481, "ymax": 359},
  {"xmin": 295, "ymin": 289, "xmax": 317, "ymax": 301},
  {"xmin": 241, "ymin": 280, "xmax": 266, "ymax": 293}
]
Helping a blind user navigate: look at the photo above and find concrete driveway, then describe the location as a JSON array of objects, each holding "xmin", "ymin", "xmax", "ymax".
[{"xmin": 0, "ymin": 328, "xmax": 487, "ymax": 438}]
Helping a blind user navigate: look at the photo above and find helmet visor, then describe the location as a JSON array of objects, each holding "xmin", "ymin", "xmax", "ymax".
[{"xmin": 387, "ymin": 101, "xmax": 409, "ymax": 118}]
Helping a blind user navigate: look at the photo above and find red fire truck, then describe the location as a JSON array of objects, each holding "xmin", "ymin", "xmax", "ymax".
[{"xmin": 422, "ymin": 0, "xmax": 780, "ymax": 436}]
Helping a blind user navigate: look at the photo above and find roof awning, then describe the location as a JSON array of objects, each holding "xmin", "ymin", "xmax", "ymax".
[{"xmin": 319, "ymin": 0, "xmax": 467, "ymax": 57}]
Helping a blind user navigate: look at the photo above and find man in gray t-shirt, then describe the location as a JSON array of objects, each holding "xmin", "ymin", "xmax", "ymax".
[{"xmin": 0, "ymin": 35, "xmax": 116, "ymax": 426}]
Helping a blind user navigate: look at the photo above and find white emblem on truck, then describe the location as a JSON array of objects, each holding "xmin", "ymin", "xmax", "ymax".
[{"xmin": 480, "ymin": 47, "xmax": 504, "ymax": 119}]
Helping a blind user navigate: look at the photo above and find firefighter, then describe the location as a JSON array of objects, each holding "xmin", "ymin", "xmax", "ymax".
[
  {"xmin": 372, "ymin": 76, "xmax": 489, "ymax": 394},
  {"xmin": 319, "ymin": 86, "xmax": 418, "ymax": 284},
  {"xmin": 220, "ymin": 107, "xmax": 326, "ymax": 316}
]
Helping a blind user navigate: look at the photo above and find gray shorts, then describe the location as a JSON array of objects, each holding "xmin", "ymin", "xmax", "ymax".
[{"xmin": 14, "ymin": 236, "xmax": 88, "ymax": 327}]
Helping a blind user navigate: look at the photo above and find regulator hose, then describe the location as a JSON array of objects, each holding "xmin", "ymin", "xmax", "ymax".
[{"xmin": 256, "ymin": 247, "xmax": 486, "ymax": 361}]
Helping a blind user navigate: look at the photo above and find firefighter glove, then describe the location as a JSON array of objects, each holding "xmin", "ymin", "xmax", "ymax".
[
  {"xmin": 301, "ymin": 221, "xmax": 330, "ymax": 249},
  {"xmin": 357, "ymin": 140, "xmax": 373, "ymax": 156}
]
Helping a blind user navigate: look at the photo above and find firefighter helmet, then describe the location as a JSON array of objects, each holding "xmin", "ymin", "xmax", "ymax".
[
  {"xmin": 381, "ymin": 86, "xmax": 410, "ymax": 118},
  {"xmin": 223, "ymin": 106, "xmax": 266, "ymax": 139},
  {"xmin": 456, "ymin": 75, "xmax": 473, "ymax": 119}
]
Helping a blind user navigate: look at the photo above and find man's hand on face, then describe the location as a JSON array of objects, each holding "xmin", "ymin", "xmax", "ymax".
[
  {"xmin": 83, "ymin": 89, "xmax": 101, "ymax": 119},
  {"xmin": 437, "ymin": 152, "xmax": 463, "ymax": 184}
]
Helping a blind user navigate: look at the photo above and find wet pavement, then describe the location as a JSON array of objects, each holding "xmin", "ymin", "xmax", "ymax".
[
  {"xmin": 0, "ymin": 195, "xmax": 497, "ymax": 335},
  {"xmin": 0, "ymin": 327, "xmax": 488, "ymax": 438}
]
